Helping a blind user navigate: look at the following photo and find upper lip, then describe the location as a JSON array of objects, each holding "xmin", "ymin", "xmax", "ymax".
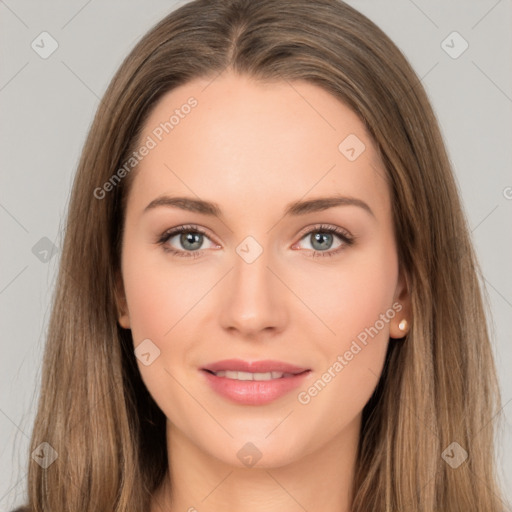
[{"xmin": 202, "ymin": 359, "xmax": 310, "ymax": 374}]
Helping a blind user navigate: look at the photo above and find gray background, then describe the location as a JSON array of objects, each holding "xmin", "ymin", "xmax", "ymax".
[{"xmin": 1, "ymin": 0, "xmax": 511, "ymax": 509}]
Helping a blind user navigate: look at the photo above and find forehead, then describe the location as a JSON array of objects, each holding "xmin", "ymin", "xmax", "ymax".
[{"xmin": 126, "ymin": 72, "xmax": 388, "ymax": 220}]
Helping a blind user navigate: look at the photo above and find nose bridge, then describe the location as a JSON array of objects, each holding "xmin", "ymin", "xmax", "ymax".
[{"xmin": 218, "ymin": 234, "xmax": 287, "ymax": 335}]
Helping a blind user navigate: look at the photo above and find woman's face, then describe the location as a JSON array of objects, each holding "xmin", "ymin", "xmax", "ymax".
[{"xmin": 117, "ymin": 72, "xmax": 409, "ymax": 467}]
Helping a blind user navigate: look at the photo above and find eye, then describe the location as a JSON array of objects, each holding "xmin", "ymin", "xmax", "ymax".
[
  {"xmin": 156, "ymin": 223, "xmax": 355, "ymax": 259},
  {"xmin": 157, "ymin": 224, "xmax": 218, "ymax": 258},
  {"xmin": 292, "ymin": 224, "xmax": 354, "ymax": 258}
]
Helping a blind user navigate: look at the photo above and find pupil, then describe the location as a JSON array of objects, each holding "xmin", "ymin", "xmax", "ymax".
[
  {"xmin": 181, "ymin": 232, "xmax": 202, "ymax": 250},
  {"xmin": 312, "ymin": 232, "xmax": 332, "ymax": 251}
]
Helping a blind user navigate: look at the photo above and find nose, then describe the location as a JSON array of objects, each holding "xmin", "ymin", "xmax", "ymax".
[{"xmin": 218, "ymin": 244, "xmax": 288, "ymax": 339}]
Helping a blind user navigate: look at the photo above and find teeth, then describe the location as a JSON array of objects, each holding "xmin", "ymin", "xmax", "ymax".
[{"xmin": 213, "ymin": 370, "xmax": 295, "ymax": 380}]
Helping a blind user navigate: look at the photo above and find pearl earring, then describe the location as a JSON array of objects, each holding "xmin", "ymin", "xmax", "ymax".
[{"xmin": 398, "ymin": 319, "xmax": 408, "ymax": 332}]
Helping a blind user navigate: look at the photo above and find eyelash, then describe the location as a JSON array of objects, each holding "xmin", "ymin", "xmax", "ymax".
[{"xmin": 156, "ymin": 223, "xmax": 355, "ymax": 259}]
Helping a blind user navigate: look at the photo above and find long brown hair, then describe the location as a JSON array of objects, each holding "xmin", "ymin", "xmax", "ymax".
[{"xmin": 17, "ymin": 0, "xmax": 506, "ymax": 510}]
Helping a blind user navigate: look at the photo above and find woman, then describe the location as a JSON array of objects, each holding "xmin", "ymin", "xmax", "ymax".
[{"xmin": 13, "ymin": 0, "xmax": 507, "ymax": 511}]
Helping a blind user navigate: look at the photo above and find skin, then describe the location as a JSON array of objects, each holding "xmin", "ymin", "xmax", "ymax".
[{"xmin": 116, "ymin": 71, "xmax": 411, "ymax": 512}]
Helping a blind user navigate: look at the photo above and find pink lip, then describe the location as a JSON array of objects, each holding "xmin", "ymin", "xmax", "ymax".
[
  {"xmin": 202, "ymin": 359, "xmax": 309, "ymax": 374},
  {"xmin": 200, "ymin": 359, "xmax": 311, "ymax": 406}
]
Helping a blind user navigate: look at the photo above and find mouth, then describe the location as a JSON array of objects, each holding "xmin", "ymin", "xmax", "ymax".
[
  {"xmin": 200, "ymin": 359, "xmax": 312, "ymax": 405},
  {"xmin": 202, "ymin": 369, "xmax": 310, "ymax": 380}
]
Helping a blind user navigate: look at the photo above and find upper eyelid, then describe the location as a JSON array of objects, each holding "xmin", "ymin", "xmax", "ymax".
[
  {"xmin": 160, "ymin": 224, "xmax": 218, "ymax": 245},
  {"xmin": 296, "ymin": 223, "xmax": 352, "ymax": 240}
]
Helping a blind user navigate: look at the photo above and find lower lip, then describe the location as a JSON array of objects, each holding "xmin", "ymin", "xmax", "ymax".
[{"xmin": 201, "ymin": 369, "xmax": 311, "ymax": 405}]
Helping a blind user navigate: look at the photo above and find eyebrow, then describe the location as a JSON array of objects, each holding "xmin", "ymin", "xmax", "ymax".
[{"xmin": 143, "ymin": 194, "xmax": 375, "ymax": 218}]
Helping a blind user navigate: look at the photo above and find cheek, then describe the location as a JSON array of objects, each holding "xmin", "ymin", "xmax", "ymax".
[
  {"xmin": 121, "ymin": 245, "xmax": 209, "ymax": 387},
  {"xmin": 122, "ymin": 244, "xmax": 203, "ymax": 341},
  {"xmin": 299, "ymin": 248, "xmax": 398, "ymax": 345},
  {"xmin": 294, "ymin": 246, "xmax": 398, "ymax": 412},
  {"xmin": 122, "ymin": 252, "xmax": 203, "ymax": 420}
]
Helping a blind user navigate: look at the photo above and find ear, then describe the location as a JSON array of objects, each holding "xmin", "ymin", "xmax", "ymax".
[
  {"xmin": 389, "ymin": 267, "xmax": 411, "ymax": 339},
  {"xmin": 114, "ymin": 271, "xmax": 131, "ymax": 329}
]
